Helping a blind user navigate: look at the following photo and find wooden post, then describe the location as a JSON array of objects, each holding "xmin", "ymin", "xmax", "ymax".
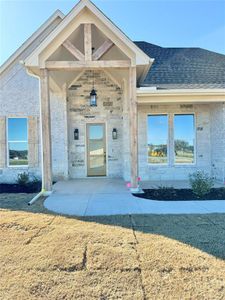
[
  {"xmin": 84, "ymin": 24, "xmax": 92, "ymax": 61},
  {"xmin": 40, "ymin": 68, "xmax": 52, "ymax": 192},
  {"xmin": 129, "ymin": 66, "xmax": 138, "ymax": 189},
  {"xmin": 0, "ymin": 117, "xmax": 6, "ymax": 168}
]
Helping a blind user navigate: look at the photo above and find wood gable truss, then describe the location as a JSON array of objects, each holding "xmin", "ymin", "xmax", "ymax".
[{"xmin": 48, "ymin": 23, "xmax": 127, "ymax": 70}]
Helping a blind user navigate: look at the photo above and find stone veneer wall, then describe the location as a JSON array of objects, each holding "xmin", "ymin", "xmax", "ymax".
[
  {"xmin": 138, "ymin": 103, "xmax": 215, "ymax": 181},
  {"xmin": 67, "ymin": 70, "xmax": 123, "ymax": 178}
]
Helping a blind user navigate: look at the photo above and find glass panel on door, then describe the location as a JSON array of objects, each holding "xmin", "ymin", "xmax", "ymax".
[{"xmin": 87, "ymin": 124, "xmax": 106, "ymax": 176}]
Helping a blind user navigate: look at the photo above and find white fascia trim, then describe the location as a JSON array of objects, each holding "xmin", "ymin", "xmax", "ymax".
[
  {"xmin": 24, "ymin": 1, "xmax": 93, "ymax": 66},
  {"xmin": 24, "ymin": 0, "xmax": 152, "ymax": 67},
  {"xmin": 0, "ymin": 10, "xmax": 64, "ymax": 74},
  {"xmin": 138, "ymin": 61, "xmax": 154, "ymax": 86},
  {"xmin": 137, "ymin": 88, "xmax": 225, "ymax": 96}
]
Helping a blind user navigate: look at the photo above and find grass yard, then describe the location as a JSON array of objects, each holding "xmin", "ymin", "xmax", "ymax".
[{"xmin": 0, "ymin": 194, "xmax": 225, "ymax": 299}]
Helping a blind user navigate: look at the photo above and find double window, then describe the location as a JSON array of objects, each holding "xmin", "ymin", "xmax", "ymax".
[
  {"xmin": 148, "ymin": 114, "xmax": 195, "ymax": 165},
  {"xmin": 7, "ymin": 118, "xmax": 28, "ymax": 166}
]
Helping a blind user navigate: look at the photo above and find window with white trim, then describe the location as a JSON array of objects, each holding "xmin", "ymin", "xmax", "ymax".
[
  {"xmin": 8, "ymin": 118, "xmax": 28, "ymax": 166},
  {"xmin": 147, "ymin": 115, "xmax": 168, "ymax": 164},
  {"xmin": 174, "ymin": 114, "xmax": 195, "ymax": 164}
]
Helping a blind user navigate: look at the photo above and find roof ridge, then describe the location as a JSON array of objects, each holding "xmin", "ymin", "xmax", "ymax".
[{"xmin": 135, "ymin": 41, "xmax": 225, "ymax": 56}]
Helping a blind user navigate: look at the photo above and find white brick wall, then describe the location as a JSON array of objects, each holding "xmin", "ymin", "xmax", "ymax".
[
  {"xmin": 210, "ymin": 103, "xmax": 225, "ymax": 182},
  {"xmin": 0, "ymin": 65, "xmax": 41, "ymax": 183},
  {"xmin": 50, "ymin": 92, "xmax": 69, "ymax": 180},
  {"xmin": 0, "ymin": 17, "xmax": 61, "ymax": 183}
]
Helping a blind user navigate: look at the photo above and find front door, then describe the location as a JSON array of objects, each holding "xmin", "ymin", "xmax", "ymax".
[{"xmin": 87, "ymin": 123, "xmax": 106, "ymax": 176}]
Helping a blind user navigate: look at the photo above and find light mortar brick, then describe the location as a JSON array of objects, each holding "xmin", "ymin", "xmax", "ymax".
[
  {"xmin": 210, "ymin": 103, "xmax": 225, "ymax": 182},
  {"xmin": 0, "ymin": 17, "xmax": 61, "ymax": 183}
]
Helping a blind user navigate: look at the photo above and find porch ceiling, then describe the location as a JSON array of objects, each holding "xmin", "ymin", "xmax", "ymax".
[{"xmin": 47, "ymin": 68, "xmax": 126, "ymax": 91}]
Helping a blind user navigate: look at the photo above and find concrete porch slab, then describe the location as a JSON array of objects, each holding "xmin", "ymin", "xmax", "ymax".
[{"xmin": 44, "ymin": 178, "xmax": 225, "ymax": 216}]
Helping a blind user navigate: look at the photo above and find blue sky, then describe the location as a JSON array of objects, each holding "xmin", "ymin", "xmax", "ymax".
[
  {"xmin": 148, "ymin": 115, "xmax": 194, "ymax": 145},
  {"xmin": 174, "ymin": 115, "xmax": 194, "ymax": 145},
  {"xmin": 148, "ymin": 115, "xmax": 168, "ymax": 145},
  {"xmin": 0, "ymin": 0, "xmax": 225, "ymax": 65},
  {"xmin": 8, "ymin": 118, "xmax": 27, "ymax": 141}
]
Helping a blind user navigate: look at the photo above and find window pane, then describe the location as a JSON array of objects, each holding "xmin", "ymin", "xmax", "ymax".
[
  {"xmin": 89, "ymin": 125, "xmax": 103, "ymax": 140},
  {"xmin": 8, "ymin": 118, "xmax": 27, "ymax": 141},
  {"xmin": 9, "ymin": 142, "xmax": 28, "ymax": 166},
  {"xmin": 148, "ymin": 115, "xmax": 168, "ymax": 164},
  {"xmin": 174, "ymin": 114, "xmax": 194, "ymax": 164}
]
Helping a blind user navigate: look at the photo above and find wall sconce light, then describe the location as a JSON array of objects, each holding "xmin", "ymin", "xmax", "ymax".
[
  {"xmin": 74, "ymin": 128, "xmax": 79, "ymax": 140},
  {"xmin": 112, "ymin": 128, "xmax": 117, "ymax": 140}
]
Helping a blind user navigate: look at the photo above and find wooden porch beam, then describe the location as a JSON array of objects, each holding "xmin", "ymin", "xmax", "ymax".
[
  {"xmin": 129, "ymin": 66, "xmax": 138, "ymax": 189},
  {"xmin": 45, "ymin": 60, "xmax": 131, "ymax": 70},
  {"xmin": 40, "ymin": 68, "xmax": 52, "ymax": 192},
  {"xmin": 92, "ymin": 39, "xmax": 114, "ymax": 61},
  {"xmin": 84, "ymin": 24, "xmax": 92, "ymax": 61},
  {"xmin": 62, "ymin": 40, "xmax": 85, "ymax": 61}
]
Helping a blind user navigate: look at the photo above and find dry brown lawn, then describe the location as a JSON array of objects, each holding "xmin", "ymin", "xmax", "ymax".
[{"xmin": 0, "ymin": 193, "xmax": 225, "ymax": 299}]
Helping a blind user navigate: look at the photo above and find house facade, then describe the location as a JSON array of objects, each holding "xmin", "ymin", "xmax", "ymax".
[{"xmin": 1, "ymin": 0, "xmax": 225, "ymax": 192}]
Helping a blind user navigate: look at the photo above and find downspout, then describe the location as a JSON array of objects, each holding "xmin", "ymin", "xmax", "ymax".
[
  {"xmin": 28, "ymin": 189, "xmax": 46, "ymax": 206},
  {"xmin": 21, "ymin": 61, "xmax": 51, "ymax": 205}
]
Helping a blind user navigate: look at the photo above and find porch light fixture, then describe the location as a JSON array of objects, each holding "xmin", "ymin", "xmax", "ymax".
[
  {"xmin": 74, "ymin": 128, "xmax": 79, "ymax": 140},
  {"xmin": 112, "ymin": 128, "xmax": 117, "ymax": 140},
  {"xmin": 90, "ymin": 71, "xmax": 97, "ymax": 106},
  {"xmin": 90, "ymin": 88, "xmax": 97, "ymax": 106}
]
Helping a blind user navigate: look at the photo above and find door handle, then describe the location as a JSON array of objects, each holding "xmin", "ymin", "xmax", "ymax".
[{"xmin": 104, "ymin": 152, "xmax": 106, "ymax": 163}]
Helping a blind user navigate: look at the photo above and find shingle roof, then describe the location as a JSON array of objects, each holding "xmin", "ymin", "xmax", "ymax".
[{"xmin": 135, "ymin": 41, "xmax": 225, "ymax": 89}]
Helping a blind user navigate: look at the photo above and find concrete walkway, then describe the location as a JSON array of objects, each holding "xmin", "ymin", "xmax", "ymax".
[{"xmin": 44, "ymin": 178, "xmax": 225, "ymax": 216}]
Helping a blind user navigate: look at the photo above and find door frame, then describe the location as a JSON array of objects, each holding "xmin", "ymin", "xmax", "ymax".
[{"xmin": 85, "ymin": 122, "xmax": 108, "ymax": 177}]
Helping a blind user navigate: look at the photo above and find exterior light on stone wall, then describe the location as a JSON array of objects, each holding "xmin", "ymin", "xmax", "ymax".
[
  {"xmin": 74, "ymin": 128, "xmax": 79, "ymax": 140},
  {"xmin": 90, "ymin": 88, "xmax": 97, "ymax": 106},
  {"xmin": 90, "ymin": 70, "xmax": 97, "ymax": 106},
  {"xmin": 112, "ymin": 128, "xmax": 117, "ymax": 140}
]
